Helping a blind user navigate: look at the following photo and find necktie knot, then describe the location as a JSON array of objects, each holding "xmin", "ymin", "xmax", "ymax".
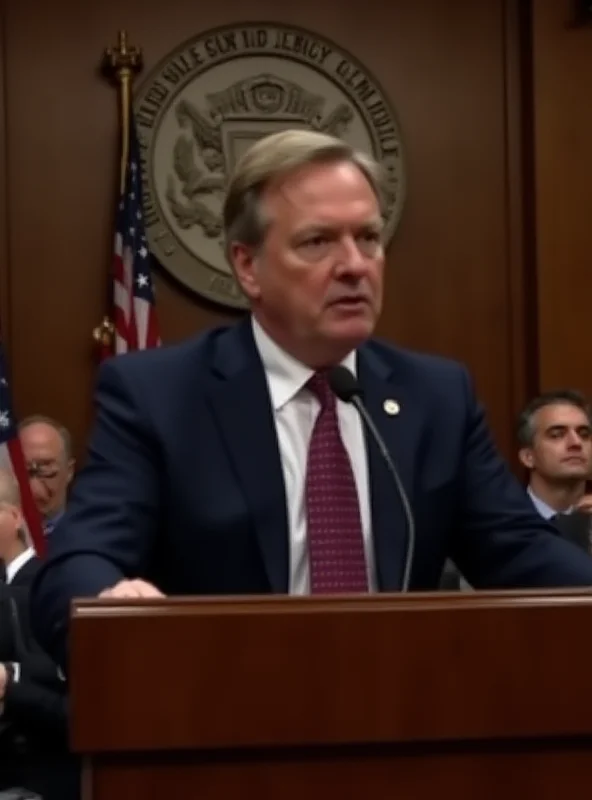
[{"xmin": 307, "ymin": 371, "xmax": 335, "ymax": 411}]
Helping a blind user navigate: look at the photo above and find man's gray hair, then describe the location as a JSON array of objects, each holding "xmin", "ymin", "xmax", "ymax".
[
  {"xmin": 516, "ymin": 389, "xmax": 592, "ymax": 447},
  {"xmin": 19, "ymin": 414, "xmax": 73, "ymax": 461},
  {"xmin": 222, "ymin": 128, "xmax": 386, "ymax": 256}
]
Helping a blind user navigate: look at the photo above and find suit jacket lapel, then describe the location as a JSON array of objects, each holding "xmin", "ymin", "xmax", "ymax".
[
  {"xmin": 358, "ymin": 346, "xmax": 421, "ymax": 591},
  {"xmin": 207, "ymin": 319, "xmax": 289, "ymax": 593}
]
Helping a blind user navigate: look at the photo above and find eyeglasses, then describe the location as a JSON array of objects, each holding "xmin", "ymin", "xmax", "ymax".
[{"xmin": 26, "ymin": 461, "xmax": 60, "ymax": 480}]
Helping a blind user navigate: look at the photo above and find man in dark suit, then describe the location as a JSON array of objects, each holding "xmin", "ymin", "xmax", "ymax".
[
  {"xmin": 441, "ymin": 390, "xmax": 592, "ymax": 589},
  {"xmin": 18, "ymin": 415, "xmax": 74, "ymax": 537},
  {"xmin": 0, "ymin": 469, "xmax": 77, "ymax": 800},
  {"xmin": 31, "ymin": 128, "xmax": 592, "ymax": 669},
  {"xmin": 517, "ymin": 389, "xmax": 592, "ymax": 552}
]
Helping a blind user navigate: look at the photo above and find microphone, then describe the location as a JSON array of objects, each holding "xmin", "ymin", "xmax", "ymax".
[{"xmin": 327, "ymin": 365, "xmax": 416, "ymax": 592}]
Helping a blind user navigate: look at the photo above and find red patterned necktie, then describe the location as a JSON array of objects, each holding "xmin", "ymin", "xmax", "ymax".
[{"xmin": 305, "ymin": 371, "xmax": 368, "ymax": 593}]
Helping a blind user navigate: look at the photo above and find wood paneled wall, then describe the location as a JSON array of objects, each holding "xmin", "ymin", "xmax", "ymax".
[
  {"xmin": 532, "ymin": 0, "xmax": 592, "ymax": 397},
  {"xmin": 0, "ymin": 0, "xmax": 534, "ymax": 465}
]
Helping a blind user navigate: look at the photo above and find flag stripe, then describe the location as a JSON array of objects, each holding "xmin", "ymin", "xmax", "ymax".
[{"xmin": 106, "ymin": 115, "xmax": 160, "ymax": 360}]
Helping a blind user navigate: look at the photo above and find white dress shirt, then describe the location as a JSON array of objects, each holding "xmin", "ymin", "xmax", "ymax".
[
  {"xmin": 5, "ymin": 546, "xmax": 35, "ymax": 584},
  {"xmin": 252, "ymin": 317, "xmax": 376, "ymax": 593},
  {"xmin": 527, "ymin": 487, "xmax": 572, "ymax": 520}
]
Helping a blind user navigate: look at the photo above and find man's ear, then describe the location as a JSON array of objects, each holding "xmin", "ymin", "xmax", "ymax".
[
  {"xmin": 229, "ymin": 242, "xmax": 261, "ymax": 301},
  {"xmin": 518, "ymin": 446, "xmax": 534, "ymax": 470},
  {"xmin": 11, "ymin": 505, "xmax": 24, "ymax": 535}
]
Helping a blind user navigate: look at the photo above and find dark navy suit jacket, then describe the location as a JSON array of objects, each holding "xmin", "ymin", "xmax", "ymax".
[{"xmin": 30, "ymin": 317, "xmax": 592, "ymax": 665}]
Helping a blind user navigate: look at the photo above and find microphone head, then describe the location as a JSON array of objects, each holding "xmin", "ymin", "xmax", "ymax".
[{"xmin": 327, "ymin": 365, "xmax": 362, "ymax": 403}]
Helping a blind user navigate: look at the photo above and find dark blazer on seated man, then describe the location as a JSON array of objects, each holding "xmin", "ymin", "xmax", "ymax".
[
  {"xmin": 30, "ymin": 317, "xmax": 592, "ymax": 668},
  {"xmin": 0, "ymin": 562, "xmax": 75, "ymax": 800},
  {"xmin": 1, "ymin": 547, "xmax": 66, "ymax": 707},
  {"xmin": 1, "ymin": 553, "xmax": 60, "ymax": 688}
]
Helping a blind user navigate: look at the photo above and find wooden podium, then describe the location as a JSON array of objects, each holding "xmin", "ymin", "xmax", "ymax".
[{"xmin": 70, "ymin": 590, "xmax": 592, "ymax": 798}]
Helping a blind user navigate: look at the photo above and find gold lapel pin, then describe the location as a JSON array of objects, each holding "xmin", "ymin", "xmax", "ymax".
[{"xmin": 383, "ymin": 399, "xmax": 400, "ymax": 416}]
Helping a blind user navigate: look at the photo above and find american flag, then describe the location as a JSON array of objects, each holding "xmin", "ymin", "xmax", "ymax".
[
  {"xmin": 111, "ymin": 116, "xmax": 160, "ymax": 356},
  {"xmin": 0, "ymin": 343, "xmax": 45, "ymax": 556}
]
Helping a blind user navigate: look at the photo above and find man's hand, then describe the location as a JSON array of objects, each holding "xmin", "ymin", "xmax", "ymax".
[{"xmin": 98, "ymin": 579, "xmax": 165, "ymax": 599}]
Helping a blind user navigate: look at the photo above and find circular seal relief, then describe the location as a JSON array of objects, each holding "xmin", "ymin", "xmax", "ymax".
[{"xmin": 134, "ymin": 23, "xmax": 406, "ymax": 309}]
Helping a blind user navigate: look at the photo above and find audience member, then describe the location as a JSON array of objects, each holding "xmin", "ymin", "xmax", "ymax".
[
  {"xmin": 518, "ymin": 390, "xmax": 592, "ymax": 552},
  {"xmin": 19, "ymin": 416, "xmax": 74, "ymax": 536},
  {"xmin": 0, "ymin": 470, "xmax": 77, "ymax": 800}
]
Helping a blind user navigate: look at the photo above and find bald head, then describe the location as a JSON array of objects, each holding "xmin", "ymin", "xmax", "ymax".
[
  {"xmin": 19, "ymin": 416, "xmax": 71, "ymax": 462},
  {"xmin": 18, "ymin": 415, "xmax": 74, "ymax": 520}
]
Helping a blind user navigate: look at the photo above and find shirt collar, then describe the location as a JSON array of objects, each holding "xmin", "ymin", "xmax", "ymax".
[
  {"xmin": 527, "ymin": 486, "xmax": 572, "ymax": 520},
  {"xmin": 251, "ymin": 316, "xmax": 357, "ymax": 411},
  {"xmin": 6, "ymin": 546, "xmax": 35, "ymax": 584}
]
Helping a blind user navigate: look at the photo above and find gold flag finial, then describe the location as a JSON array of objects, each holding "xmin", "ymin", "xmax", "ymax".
[
  {"xmin": 92, "ymin": 316, "xmax": 116, "ymax": 348},
  {"xmin": 103, "ymin": 30, "xmax": 143, "ymax": 85},
  {"xmin": 102, "ymin": 30, "xmax": 143, "ymax": 193},
  {"xmin": 94, "ymin": 31, "xmax": 144, "ymax": 355}
]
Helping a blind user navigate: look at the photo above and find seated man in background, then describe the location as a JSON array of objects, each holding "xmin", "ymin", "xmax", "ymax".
[
  {"xmin": 518, "ymin": 390, "xmax": 592, "ymax": 552},
  {"xmin": 0, "ymin": 470, "xmax": 77, "ymax": 800},
  {"xmin": 441, "ymin": 389, "xmax": 592, "ymax": 588},
  {"xmin": 19, "ymin": 415, "xmax": 74, "ymax": 536},
  {"xmin": 29, "ymin": 129, "xmax": 592, "ymax": 671}
]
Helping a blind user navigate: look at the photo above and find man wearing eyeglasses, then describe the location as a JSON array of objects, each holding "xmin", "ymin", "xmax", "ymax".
[{"xmin": 18, "ymin": 417, "xmax": 74, "ymax": 537}]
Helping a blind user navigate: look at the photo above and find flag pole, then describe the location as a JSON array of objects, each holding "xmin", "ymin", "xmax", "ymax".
[{"xmin": 93, "ymin": 30, "xmax": 143, "ymax": 352}]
